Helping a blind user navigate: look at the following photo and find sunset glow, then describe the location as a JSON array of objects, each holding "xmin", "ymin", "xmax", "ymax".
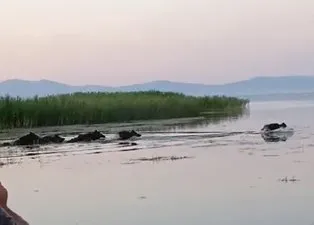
[{"xmin": 0, "ymin": 0, "xmax": 313, "ymax": 85}]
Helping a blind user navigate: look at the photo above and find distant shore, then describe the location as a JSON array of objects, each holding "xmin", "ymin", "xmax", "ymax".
[{"xmin": 0, "ymin": 91, "xmax": 249, "ymax": 129}]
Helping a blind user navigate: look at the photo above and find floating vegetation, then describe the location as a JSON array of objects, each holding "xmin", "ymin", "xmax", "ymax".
[
  {"xmin": 137, "ymin": 196, "xmax": 147, "ymax": 200},
  {"xmin": 263, "ymin": 154, "xmax": 280, "ymax": 157},
  {"xmin": 277, "ymin": 176, "xmax": 300, "ymax": 183},
  {"xmin": 118, "ymin": 142, "xmax": 138, "ymax": 146},
  {"xmin": 118, "ymin": 148, "xmax": 141, "ymax": 152},
  {"xmin": 129, "ymin": 155, "xmax": 194, "ymax": 163},
  {"xmin": 121, "ymin": 161, "xmax": 139, "ymax": 165}
]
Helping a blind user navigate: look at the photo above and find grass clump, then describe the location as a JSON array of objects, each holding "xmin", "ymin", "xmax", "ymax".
[{"xmin": 0, "ymin": 91, "xmax": 249, "ymax": 129}]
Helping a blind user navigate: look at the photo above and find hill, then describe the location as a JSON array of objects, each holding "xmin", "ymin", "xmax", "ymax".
[{"xmin": 1, "ymin": 75, "xmax": 314, "ymax": 98}]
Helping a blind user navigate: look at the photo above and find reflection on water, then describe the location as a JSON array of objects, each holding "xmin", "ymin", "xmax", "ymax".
[
  {"xmin": 261, "ymin": 130, "xmax": 295, "ymax": 143},
  {"xmin": 167, "ymin": 109, "xmax": 250, "ymax": 130},
  {"xmin": 1, "ymin": 101, "xmax": 314, "ymax": 225}
]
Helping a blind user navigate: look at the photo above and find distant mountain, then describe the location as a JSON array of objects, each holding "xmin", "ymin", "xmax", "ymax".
[
  {"xmin": 0, "ymin": 79, "xmax": 114, "ymax": 98},
  {"xmin": 1, "ymin": 76, "xmax": 314, "ymax": 99}
]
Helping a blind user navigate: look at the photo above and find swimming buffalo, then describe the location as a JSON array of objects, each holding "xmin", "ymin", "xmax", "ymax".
[
  {"xmin": 66, "ymin": 130, "xmax": 106, "ymax": 143},
  {"xmin": 0, "ymin": 132, "xmax": 66, "ymax": 147},
  {"xmin": 261, "ymin": 122, "xmax": 287, "ymax": 131},
  {"xmin": 13, "ymin": 132, "xmax": 41, "ymax": 146},
  {"xmin": 40, "ymin": 134, "xmax": 65, "ymax": 144},
  {"xmin": 118, "ymin": 130, "xmax": 141, "ymax": 140}
]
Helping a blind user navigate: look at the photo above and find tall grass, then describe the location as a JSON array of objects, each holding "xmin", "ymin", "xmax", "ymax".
[{"xmin": 0, "ymin": 91, "xmax": 249, "ymax": 129}]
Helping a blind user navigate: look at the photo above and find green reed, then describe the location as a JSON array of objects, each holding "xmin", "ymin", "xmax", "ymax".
[{"xmin": 0, "ymin": 91, "xmax": 249, "ymax": 129}]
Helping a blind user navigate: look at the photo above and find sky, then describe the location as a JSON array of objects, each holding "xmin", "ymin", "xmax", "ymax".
[{"xmin": 0, "ymin": 0, "xmax": 313, "ymax": 86}]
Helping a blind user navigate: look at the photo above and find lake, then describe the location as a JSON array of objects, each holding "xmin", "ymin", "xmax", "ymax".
[{"xmin": 1, "ymin": 100, "xmax": 314, "ymax": 225}]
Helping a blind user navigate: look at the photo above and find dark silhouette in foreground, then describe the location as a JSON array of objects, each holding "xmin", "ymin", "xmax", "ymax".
[
  {"xmin": 66, "ymin": 130, "xmax": 106, "ymax": 143},
  {"xmin": 0, "ymin": 182, "xmax": 29, "ymax": 225},
  {"xmin": 261, "ymin": 122, "xmax": 287, "ymax": 132},
  {"xmin": 118, "ymin": 130, "xmax": 141, "ymax": 140}
]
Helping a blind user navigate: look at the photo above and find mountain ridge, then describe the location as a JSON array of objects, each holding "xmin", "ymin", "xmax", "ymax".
[{"xmin": 1, "ymin": 75, "xmax": 314, "ymax": 98}]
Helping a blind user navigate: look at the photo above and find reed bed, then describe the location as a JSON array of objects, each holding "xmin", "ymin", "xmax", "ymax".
[{"xmin": 0, "ymin": 91, "xmax": 249, "ymax": 129}]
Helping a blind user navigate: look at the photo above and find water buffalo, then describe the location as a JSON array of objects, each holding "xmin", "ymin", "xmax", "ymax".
[
  {"xmin": 13, "ymin": 132, "xmax": 41, "ymax": 146},
  {"xmin": 0, "ymin": 132, "xmax": 66, "ymax": 147},
  {"xmin": 66, "ymin": 130, "xmax": 106, "ymax": 143},
  {"xmin": 261, "ymin": 122, "xmax": 287, "ymax": 132},
  {"xmin": 39, "ymin": 134, "xmax": 65, "ymax": 144},
  {"xmin": 118, "ymin": 130, "xmax": 141, "ymax": 140}
]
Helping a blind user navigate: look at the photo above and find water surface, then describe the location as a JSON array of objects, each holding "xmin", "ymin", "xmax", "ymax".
[{"xmin": 0, "ymin": 100, "xmax": 314, "ymax": 225}]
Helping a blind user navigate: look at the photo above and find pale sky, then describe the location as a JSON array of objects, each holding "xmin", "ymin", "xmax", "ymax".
[{"xmin": 0, "ymin": 0, "xmax": 313, "ymax": 86}]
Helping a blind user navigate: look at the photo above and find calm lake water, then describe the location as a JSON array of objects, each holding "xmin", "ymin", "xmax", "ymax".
[{"xmin": 1, "ymin": 100, "xmax": 314, "ymax": 225}]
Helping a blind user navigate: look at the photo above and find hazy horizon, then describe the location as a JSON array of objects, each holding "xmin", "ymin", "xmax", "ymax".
[
  {"xmin": 1, "ymin": 0, "xmax": 313, "ymax": 86},
  {"xmin": 2, "ymin": 75, "xmax": 314, "ymax": 87}
]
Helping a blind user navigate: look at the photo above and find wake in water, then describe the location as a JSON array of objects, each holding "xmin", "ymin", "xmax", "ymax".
[{"xmin": 0, "ymin": 121, "xmax": 298, "ymax": 166}]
